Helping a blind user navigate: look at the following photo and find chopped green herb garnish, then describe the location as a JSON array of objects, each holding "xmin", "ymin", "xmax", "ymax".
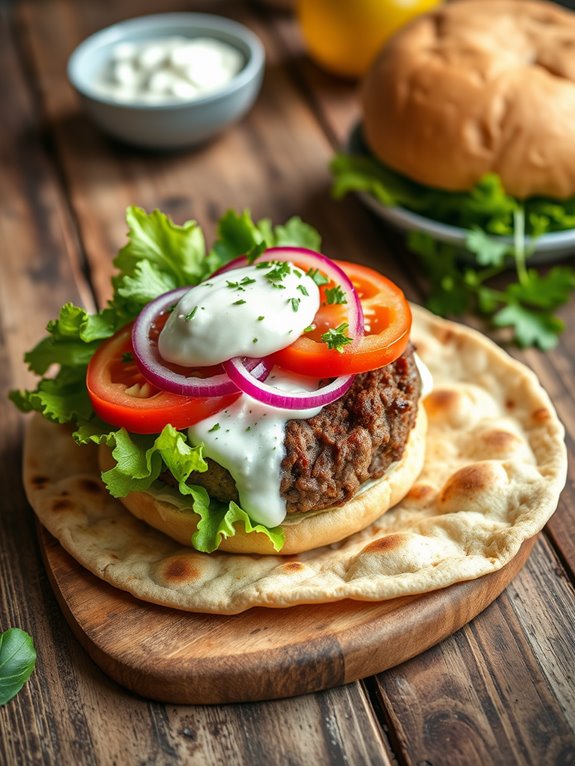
[
  {"xmin": 297, "ymin": 284, "xmax": 309, "ymax": 296},
  {"xmin": 121, "ymin": 352, "xmax": 133, "ymax": 363},
  {"xmin": 232, "ymin": 299, "xmax": 246, "ymax": 306},
  {"xmin": 306, "ymin": 267, "xmax": 329, "ymax": 286},
  {"xmin": 208, "ymin": 423, "xmax": 221, "ymax": 433},
  {"xmin": 185, "ymin": 307, "xmax": 198, "ymax": 320},
  {"xmin": 226, "ymin": 280, "xmax": 243, "ymax": 290},
  {"xmin": 324, "ymin": 285, "xmax": 347, "ymax": 305},
  {"xmin": 257, "ymin": 315, "xmax": 265, "ymax": 321},
  {"xmin": 321, "ymin": 322, "xmax": 352, "ymax": 352},
  {"xmin": 252, "ymin": 337, "xmax": 258, "ymax": 343},
  {"xmin": 303, "ymin": 324, "xmax": 315, "ymax": 333},
  {"xmin": 264, "ymin": 261, "xmax": 291, "ymax": 285},
  {"xmin": 289, "ymin": 297, "xmax": 301, "ymax": 312}
]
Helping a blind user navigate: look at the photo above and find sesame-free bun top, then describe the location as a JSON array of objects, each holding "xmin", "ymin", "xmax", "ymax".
[{"xmin": 362, "ymin": 0, "xmax": 575, "ymax": 199}]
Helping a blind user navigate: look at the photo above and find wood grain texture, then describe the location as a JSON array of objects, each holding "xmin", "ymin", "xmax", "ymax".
[
  {"xmin": 1, "ymin": 0, "xmax": 574, "ymax": 763},
  {"xmin": 37, "ymin": 525, "xmax": 536, "ymax": 704},
  {"xmin": 373, "ymin": 538, "xmax": 575, "ymax": 766}
]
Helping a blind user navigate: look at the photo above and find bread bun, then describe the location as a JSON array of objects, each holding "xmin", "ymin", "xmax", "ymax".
[
  {"xmin": 362, "ymin": 0, "xmax": 575, "ymax": 199},
  {"xmin": 100, "ymin": 403, "xmax": 427, "ymax": 555}
]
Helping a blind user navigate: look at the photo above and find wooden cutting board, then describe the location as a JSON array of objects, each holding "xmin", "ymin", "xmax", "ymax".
[{"xmin": 37, "ymin": 524, "xmax": 535, "ymax": 704}]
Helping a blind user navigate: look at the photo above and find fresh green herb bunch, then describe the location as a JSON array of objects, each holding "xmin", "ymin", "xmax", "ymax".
[{"xmin": 331, "ymin": 153, "xmax": 575, "ymax": 349}]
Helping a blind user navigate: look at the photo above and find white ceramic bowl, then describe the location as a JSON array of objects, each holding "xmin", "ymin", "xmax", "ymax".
[
  {"xmin": 346, "ymin": 123, "xmax": 575, "ymax": 265},
  {"xmin": 67, "ymin": 13, "xmax": 265, "ymax": 149}
]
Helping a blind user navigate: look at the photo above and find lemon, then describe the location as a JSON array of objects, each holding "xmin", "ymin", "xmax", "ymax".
[{"xmin": 297, "ymin": 0, "xmax": 441, "ymax": 78}]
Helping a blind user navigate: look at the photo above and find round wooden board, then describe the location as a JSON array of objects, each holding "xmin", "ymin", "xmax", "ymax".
[{"xmin": 37, "ymin": 523, "xmax": 535, "ymax": 704}]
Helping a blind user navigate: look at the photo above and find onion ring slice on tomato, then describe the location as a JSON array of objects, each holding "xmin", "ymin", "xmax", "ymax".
[
  {"xmin": 132, "ymin": 286, "xmax": 272, "ymax": 396},
  {"xmin": 223, "ymin": 357, "xmax": 354, "ymax": 410}
]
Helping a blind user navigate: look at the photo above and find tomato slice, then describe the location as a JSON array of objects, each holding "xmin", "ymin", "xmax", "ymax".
[
  {"xmin": 271, "ymin": 260, "xmax": 411, "ymax": 376},
  {"xmin": 86, "ymin": 324, "xmax": 239, "ymax": 434}
]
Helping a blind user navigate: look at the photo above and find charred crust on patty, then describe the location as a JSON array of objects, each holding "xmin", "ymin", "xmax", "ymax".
[
  {"xmin": 171, "ymin": 345, "xmax": 421, "ymax": 515},
  {"xmin": 281, "ymin": 344, "xmax": 420, "ymax": 513}
]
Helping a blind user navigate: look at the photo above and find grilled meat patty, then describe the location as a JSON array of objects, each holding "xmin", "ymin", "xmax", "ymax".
[
  {"xmin": 165, "ymin": 345, "xmax": 421, "ymax": 514},
  {"xmin": 280, "ymin": 344, "xmax": 420, "ymax": 513}
]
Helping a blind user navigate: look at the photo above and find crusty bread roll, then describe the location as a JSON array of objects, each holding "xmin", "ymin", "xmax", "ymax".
[{"xmin": 362, "ymin": 0, "xmax": 575, "ymax": 199}]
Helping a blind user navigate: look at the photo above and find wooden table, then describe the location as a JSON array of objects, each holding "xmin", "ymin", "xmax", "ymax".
[{"xmin": 1, "ymin": 1, "xmax": 574, "ymax": 763}]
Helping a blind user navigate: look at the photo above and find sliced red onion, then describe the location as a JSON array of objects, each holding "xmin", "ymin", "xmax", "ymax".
[
  {"xmin": 132, "ymin": 287, "xmax": 272, "ymax": 396},
  {"xmin": 223, "ymin": 357, "xmax": 354, "ymax": 410},
  {"xmin": 212, "ymin": 246, "xmax": 365, "ymax": 338}
]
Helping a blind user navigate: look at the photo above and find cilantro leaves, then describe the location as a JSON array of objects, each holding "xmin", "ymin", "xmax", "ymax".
[
  {"xmin": 407, "ymin": 216, "xmax": 575, "ymax": 350},
  {"xmin": 321, "ymin": 323, "xmax": 352, "ymax": 352},
  {"xmin": 331, "ymin": 150, "xmax": 575, "ymax": 350}
]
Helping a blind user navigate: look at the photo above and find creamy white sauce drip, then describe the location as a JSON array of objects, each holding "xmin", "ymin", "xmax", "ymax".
[
  {"xmin": 94, "ymin": 36, "xmax": 244, "ymax": 104},
  {"xmin": 414, "ymin": 353, "xmax": 433, "ymax": 398},
  {"xmin": 188, "ymin": 370, "xmax": 322, "ymax": 528},
  {"xmin": 159, "ymin": 264, "xmax": 320, "ymax": 366}
]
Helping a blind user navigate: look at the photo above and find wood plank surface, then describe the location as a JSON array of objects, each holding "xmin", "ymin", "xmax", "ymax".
[
  {"xmin": 1, "ymin": 0, "xmax": 574, "ymax": 764},
  {"xmin": 37, "ymin": 525, "xmax": 536, "ymax": 705}
]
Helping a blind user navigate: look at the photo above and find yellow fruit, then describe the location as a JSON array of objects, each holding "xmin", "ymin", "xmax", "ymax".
[{"xmin": 297, "ymin": 0, "xmax": 441, "ymax": 78}]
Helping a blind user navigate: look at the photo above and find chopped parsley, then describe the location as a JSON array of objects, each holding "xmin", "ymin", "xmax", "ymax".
[
  {"xmin": 232, "ymin": 299, "xmax": 246, "ymax": 306},
  {"xmin": 226, "ymin": 276, "xmax": 256, "ymax": 291},
  {"xmin": 208, "ymin": 423, "xmax": 221, "ymax": 433},
  {"xmin": 121, "ymin": 352, "xmax": 133, "ymax": 363},
  {"xmin": 297, "ymin": 284, "xmax": 309, "ymax": 296},
  {"xmin": 289, "ymin": 297, "xmax": 301, "ymax": 312},
  {"xmin": 321, "ymin": 322, "xmax": 352, "ymax": 352},
  {"xmin": 306, "ymin": 267, "xmax": 329, "ymax": 286},
  {"xmin": 257, "ymin": 315, "xmax": 265, "ymax": 321},
  {"xmin": 264, "ymin": 261, "xmax": 292, "ymax": 285},
  {"xmin": 184, "ymin": 307, "xmax": 198, "ymax": 320},
  {"xmin": 324, "ymin": 285, "xmax": 347, "ymax": 305}
]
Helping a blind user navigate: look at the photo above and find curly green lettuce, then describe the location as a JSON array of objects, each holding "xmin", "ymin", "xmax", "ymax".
[{"xmin": 10, "ymin": 207, "xmax": 320, "ymax": 552}]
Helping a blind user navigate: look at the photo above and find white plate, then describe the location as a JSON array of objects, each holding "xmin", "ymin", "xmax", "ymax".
[{"xmin": 346, "ymin": 123, "xmax": 575, "ymax": 266}]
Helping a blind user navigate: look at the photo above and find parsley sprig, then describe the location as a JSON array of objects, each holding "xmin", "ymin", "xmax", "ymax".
[
  {"xmin": 324, "ymin": 285, "xmax": 347, "ymax": 305},
  {"xmin": 408, "ymin": 206, "xmax": 575, "ymax": 350},
  {"xmin": 321, "ymin": 322, "xmax": 352, "ymax": 352}
]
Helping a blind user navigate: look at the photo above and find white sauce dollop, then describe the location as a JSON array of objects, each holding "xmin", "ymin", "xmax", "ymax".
[
  {"xmin": 94, "ymin": 36, "xmax": 244, "ymax": 104},
  {"xmin": 158, "ymin": 263, "xmax": 320, "ymax": 366},
  {"xmin": 188, "ymin": 370, "xmax": 322, "ymax": 528}
]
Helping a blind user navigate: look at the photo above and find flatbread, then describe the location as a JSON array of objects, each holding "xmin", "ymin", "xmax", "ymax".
[{"xmin": 23, "ymin": 306, "xmax": 567, "ymax": 614}]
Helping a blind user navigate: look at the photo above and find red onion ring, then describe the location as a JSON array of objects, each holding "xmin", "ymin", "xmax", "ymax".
[
  {"xmin": 212, "ymin": 246, "xmax": 365, "ymax": 338},
  {"xmin": 223, "ymin": 357, "xmax": 354, "ymax": 410},
  {"xmin": 132, "ymin": 287, "xmax": 272, "ymax": 396}
]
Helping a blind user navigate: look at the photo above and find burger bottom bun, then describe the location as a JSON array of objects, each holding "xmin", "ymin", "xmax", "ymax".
[{"xmin": 101, "ymin": 403, "xmax": 427, "ymax": 555}]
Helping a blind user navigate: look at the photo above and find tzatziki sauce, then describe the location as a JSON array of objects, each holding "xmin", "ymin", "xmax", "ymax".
[
  {"xmin": 188, "ymin": 370, "xmax": 322, "ymax": 528},
  {"xmin": 158, "ymin": 263, "xmax": 320, "ymax": 366},
  {"xmin": 94, "ymin": 36, "xmax": 244, "ymax": 104}
]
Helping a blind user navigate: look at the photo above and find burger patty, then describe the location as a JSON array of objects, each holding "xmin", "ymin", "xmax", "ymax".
[
  {"xmin": 172, "ymin": 345, "xmax": 421, "ymax": 515},
  {"xmin": 281, "ymin": 344, "xmax": 420, "ymax": 513}
]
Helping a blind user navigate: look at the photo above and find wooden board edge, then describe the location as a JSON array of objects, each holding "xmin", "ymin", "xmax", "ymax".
[{"xmin": 37, "ymin": 523, "xmax": 537, "ymax": 704}]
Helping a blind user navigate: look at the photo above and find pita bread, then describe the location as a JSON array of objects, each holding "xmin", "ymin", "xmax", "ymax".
[{"xmin": 23, "ymin": 306, "xmax": 567, "ymax": 614}]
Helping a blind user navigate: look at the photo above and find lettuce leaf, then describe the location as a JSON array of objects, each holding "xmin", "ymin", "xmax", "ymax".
[
  {"xmin": 12, "ymin": 207, "xmax": 319, "ymax": 552},
  {"xmin": 330, "ymin": 152, "xmax": 575, "ymax": 236},
  {"xmin": 74, "ymin": 420, "xmax": 284, "ymax": 553}
]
